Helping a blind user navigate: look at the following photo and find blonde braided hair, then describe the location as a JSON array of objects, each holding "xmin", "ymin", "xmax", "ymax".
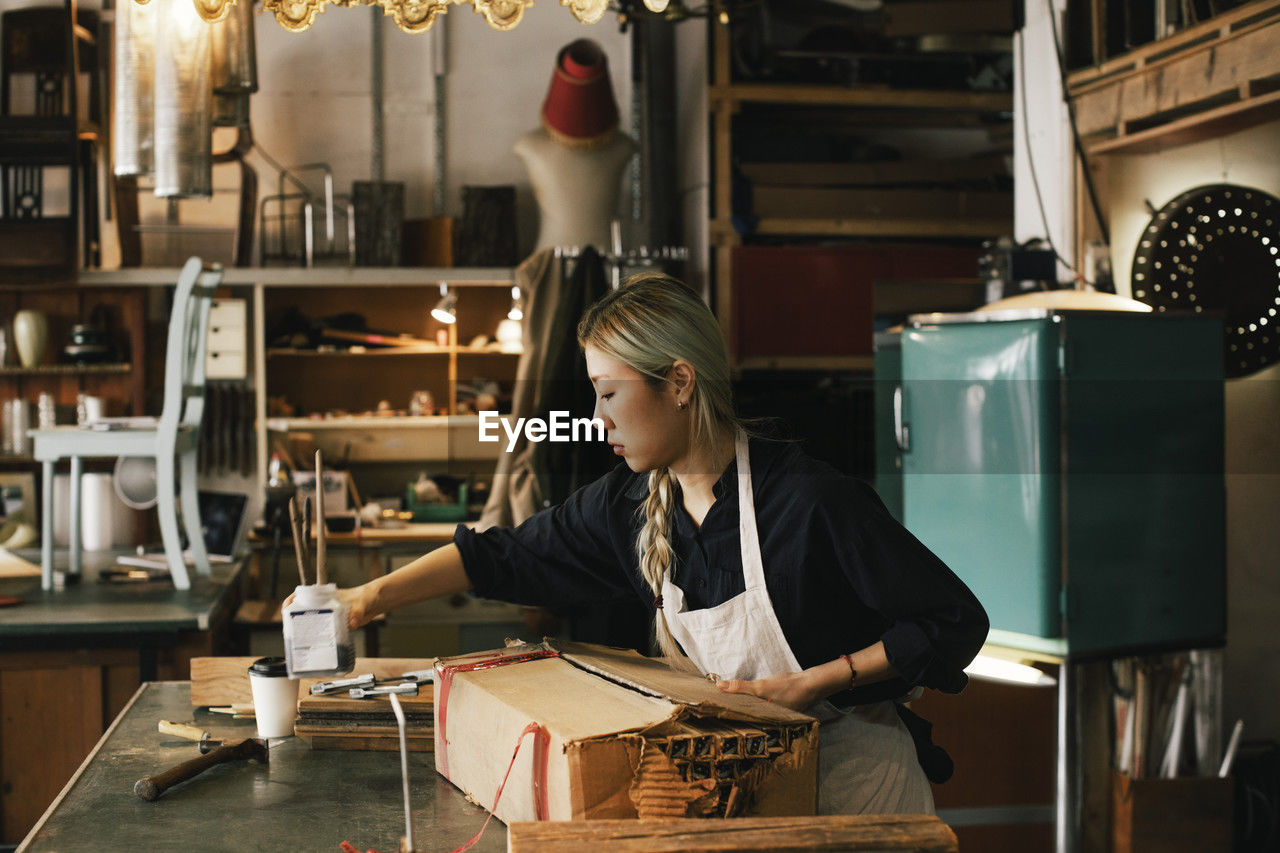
[{"xmin": 578, "ymin": 273, "xmax": 740, "ymax": 670}]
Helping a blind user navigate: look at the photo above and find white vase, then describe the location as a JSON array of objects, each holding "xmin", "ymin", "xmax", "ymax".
[{"xmin": 13, "ymin": 310, "xmax": 48, "ymax": 368}]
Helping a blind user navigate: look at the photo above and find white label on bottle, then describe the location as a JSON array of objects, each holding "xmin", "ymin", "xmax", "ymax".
[{"xmin": 288, "ymin": 609, "xmax": 339, "ymax": 672}]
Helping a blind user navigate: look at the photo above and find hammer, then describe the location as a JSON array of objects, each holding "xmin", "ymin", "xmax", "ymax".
[
  {"xmin": 134, "ymin": 737, "xmax": 268, "ymax": 801},
  {"xmin": 158, "ymin": 719, "xmax": 216, "ymax": 752}
]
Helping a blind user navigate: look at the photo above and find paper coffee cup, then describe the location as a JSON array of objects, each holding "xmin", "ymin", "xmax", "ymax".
[{"xmin": 248, "ymin": 657, "xmax": 298, "ymax": 738}]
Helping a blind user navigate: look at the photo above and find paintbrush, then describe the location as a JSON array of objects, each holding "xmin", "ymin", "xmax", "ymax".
[{"xmin": 288, "ymin": 496, "xmax": 308, "ymax": 587}]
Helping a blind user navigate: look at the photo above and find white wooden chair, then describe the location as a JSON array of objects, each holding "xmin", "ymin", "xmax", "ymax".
[{"xmin": 32, "ymin": 257, "xmax": 221, "ymax": 590}]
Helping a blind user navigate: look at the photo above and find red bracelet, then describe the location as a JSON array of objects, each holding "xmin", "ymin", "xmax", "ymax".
[{"xmin": 840, "ymin": 654, "xmax": 857, "ymax": 690}]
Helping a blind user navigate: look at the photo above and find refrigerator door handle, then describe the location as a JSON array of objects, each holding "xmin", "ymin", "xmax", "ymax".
[{"xmin": 893, "ymin": 385, "xmax": 910, "ymax": 453}]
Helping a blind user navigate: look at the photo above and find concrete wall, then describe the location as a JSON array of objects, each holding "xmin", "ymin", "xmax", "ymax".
[
  {"xmin": 125, "ymin": 2, "xmax": 632, "ymax": 265},
  {"xmin": 1105, "ymin": 121, "xmax": 1280, "ymax": 743}
]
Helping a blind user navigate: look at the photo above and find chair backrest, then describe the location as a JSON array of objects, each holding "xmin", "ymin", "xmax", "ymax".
[{"xmin": 158, "ymin": 256, "xmax": 220, "ymax": 436}]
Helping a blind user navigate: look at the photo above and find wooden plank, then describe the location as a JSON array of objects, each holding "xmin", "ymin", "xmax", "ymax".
[
  {"xmin": 740, "ymin": 155, "xmax": 1010, "ymax": 187},
  {"xmin": 293, "ymin": 728, "xmax": 433, "ymax": 751},
  {"xmin": 0, "ymin": 666, "xmax": 102, "ymax": 844},
  {"xmin": 711, "ymin": 83, "xmax": 1011, "ymax": 112},
  {"xmin": 189, "ymin": 656, "xmax": 436, "ymax": 707},
  {"xmin": 752, "ymin": 187, "xmax": 1011, "ymax": 220},
  {"xmin": 754, "ymin": 216, "xmax": 1011, "ymax": 239},
  {"xmin": 506, "ymin": 815, "xmax": 958, "ymax": 852},
  {"xmin": 1085, "ymin": 87, "xmax": 1280, "ymax": 154}
]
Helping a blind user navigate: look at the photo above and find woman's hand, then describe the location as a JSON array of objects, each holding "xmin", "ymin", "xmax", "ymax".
[
  {"xmin": 715, "ymin": 671, "xmax": 821, "ymax": 713},
  {"xmin": 337, "ymin": 583, "xmax": 378, "ymax": 631},
  {"xmin": 282, "ymin": 582, "xmax": 379, "ymax": 632}
]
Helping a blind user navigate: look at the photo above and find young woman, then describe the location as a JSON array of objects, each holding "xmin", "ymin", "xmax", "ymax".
[{"xmin": 333, "ymin": 273, "xmax": 988, "ymax": 815}]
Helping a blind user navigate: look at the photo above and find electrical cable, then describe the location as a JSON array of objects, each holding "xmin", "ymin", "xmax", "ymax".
[
  {"xmin": 1015, "ymin": 27, "xmax": 1082, "ymax": 282},
  {"xmin": 1043, "ymin": 0, "xmax": 1110, "ymax": 247}
]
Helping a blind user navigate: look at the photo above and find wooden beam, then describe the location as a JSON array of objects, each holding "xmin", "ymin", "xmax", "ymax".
[{"xmin": 507, "ymin": 815, "xmax": 958, "ymax": 853}]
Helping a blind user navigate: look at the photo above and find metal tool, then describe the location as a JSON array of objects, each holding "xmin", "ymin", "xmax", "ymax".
[
  {"xmin": 398, "ymin": 669, "xmax": 435, "ymax": 684},
  {"xmin": 134, "ymin": 737, "xmax": 268, "ymax": 801},
  {"xmin": 349, "ymin": 683, "xmax": 418, "ymax": 699},
  {"xmin": 310, "ymin": 673, "xmax": 376, "ymax": 695},
  {"xmin": 390, "ymin": 693, "xmax": 414, "ymax": 852}
]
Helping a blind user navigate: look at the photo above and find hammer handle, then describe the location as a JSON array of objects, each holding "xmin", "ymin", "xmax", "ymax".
[
  {"xmin": 134, "ymin": 739, "xmax": 262, "ymax": 801},
  {"xmin": 158, "ymin": 720, "xmax": 207, "ymax": 742}
]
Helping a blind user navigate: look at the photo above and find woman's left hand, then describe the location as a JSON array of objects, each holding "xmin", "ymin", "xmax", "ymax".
[{"xmin": 715, "ymin": 671, "xmax": 818, "ymax": 713}]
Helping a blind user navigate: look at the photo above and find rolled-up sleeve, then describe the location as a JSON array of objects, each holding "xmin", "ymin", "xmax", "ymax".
[
  {"xmin": 815, "ymin": 480, "xmax": 989, "ymax": 694},
  {"xmin": 454, "ymin": 471, "xmax": 636, "ymax": 610}
]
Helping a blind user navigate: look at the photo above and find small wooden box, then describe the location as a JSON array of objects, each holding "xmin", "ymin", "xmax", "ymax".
[{"xmin": 1112, "ymin": 771, "xmax": 1233, "ymax": 853}]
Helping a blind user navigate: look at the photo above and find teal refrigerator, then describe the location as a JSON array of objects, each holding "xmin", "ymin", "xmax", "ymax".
[{"xmin": 888, "ymin": 309, "xmax": 1224, "ymax": 657}]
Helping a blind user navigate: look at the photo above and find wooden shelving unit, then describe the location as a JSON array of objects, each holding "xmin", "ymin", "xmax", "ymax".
[
  {"xmin": 1065, "ymin": 0, "xmax": 1280, "ymax": 156},
  {"xmin": 1063, "ymin": 0, "xmax": 1280, "ymax": 271},
  {"xmin": 0, "ymin": 362, "xmax": 128, "ymax": 376},
  {"xmin": 708, "ymin": 17, "xmax": 1012, "ymax": 367},
  {"xmin": 81, "ymin": 267, "xmax": 520, "ymax": 483}
]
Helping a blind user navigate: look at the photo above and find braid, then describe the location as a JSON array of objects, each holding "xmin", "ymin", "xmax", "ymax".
[{"xmin": 636, "ymin": 467, "xmax": 697, "ymax": 671}]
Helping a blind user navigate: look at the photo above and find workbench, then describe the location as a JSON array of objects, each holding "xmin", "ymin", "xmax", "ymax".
[
  {"xmin": 19, "ymin": 681, "xmax": 505, "ymax": 852},
  {"xmin": 0, "ymin": 553, "xmax": 244, "ymax": 843}
]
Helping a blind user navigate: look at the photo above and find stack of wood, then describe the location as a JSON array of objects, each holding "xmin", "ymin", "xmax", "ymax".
[
  {"xmin": 505, "ymin": 815, "xmax": 958, "ymax": 852},
  {"xmin": 294, "ymin": 688, "xmax": 433, "ymax": 752},
  {"xmin": 189, "ymin": 656, "xmax": 435, "ymax": 751}
]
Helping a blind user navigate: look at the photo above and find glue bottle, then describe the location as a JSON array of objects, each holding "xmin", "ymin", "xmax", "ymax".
[{"xmin": 282, "ymin": 583, "xmax": 355, "ymax": 678}]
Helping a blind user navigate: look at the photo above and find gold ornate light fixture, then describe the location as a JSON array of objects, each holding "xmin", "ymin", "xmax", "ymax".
[{"xmin": 142, "ymin": 0, "xmax": 616, "ymax": 34}]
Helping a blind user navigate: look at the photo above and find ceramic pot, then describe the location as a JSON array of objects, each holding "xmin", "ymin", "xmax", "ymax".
[{"xmin": 13, "ymin": 310, "xmax": 48, "ymax": 368}]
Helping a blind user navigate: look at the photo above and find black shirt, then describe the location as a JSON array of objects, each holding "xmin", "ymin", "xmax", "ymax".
[{"xmin": 455, "ymin": 435, "xmax": 989, "ymax": 705}]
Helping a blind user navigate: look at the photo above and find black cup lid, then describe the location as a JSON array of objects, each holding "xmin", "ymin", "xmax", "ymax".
[{"xmin": 249, "ymin": 656, "xmax": 288, "ymax": 676}]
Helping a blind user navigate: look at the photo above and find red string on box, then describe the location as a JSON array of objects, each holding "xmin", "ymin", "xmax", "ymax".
[
  {"xmin": 435, "ymin": 648, "xmax": 559, "ymax": 781},
  {"xmin": 448, "ymin": 721, "xmax": 550, "ymax": 853}
]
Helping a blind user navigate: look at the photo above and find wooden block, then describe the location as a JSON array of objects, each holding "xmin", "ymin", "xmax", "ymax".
[
  {"xmin": 506, "ymin": 815, "xmax": 958, "ymax": 852},
  {"xmin": 1112, "ymin": 772, "xmax": 1233, "ymax": 853},
  {"xmin": 189, "ymin": 656, "xmax": 436, "ymax": 707},
  {"xmin": 294, "ymin": 728, "xmax": 434, "ymax": 752}
]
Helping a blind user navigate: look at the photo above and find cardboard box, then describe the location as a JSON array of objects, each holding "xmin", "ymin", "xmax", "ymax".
[{"xmin": 433, "ymin": 641, "xmax": 818, "ymax": 824}]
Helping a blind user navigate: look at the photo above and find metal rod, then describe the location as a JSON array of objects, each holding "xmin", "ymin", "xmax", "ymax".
[{"xmin": 390, "ymin": 693, "xmax": 414, "ymax": 851}]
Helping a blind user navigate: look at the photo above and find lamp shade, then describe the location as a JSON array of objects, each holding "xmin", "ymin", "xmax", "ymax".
[
  {"xmin": 113, "ymin": 0, "xmax": 155, "ymax": 177},
  {"xmin": 540, "ymin": 39, "xmax": 619, "ymax": 149},
  {"xmin": 153, "ymin": 0, "xmax": 213, "ymax": 198}
]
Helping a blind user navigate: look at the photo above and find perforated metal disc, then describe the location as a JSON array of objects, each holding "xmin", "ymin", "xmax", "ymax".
[{"xmin": 1131, "ymin": 183, "xmax": 1280, "ymax": 377}]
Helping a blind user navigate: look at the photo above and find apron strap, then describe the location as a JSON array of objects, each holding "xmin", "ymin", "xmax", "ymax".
[{"xmin": 735, "ymin": 430, "xmax": 767, "ymax": 591}]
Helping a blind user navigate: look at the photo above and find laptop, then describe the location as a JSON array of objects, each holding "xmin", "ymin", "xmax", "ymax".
[{"xmin": 115, "ymin": 490, "xmax": 249, "ymax": 569}]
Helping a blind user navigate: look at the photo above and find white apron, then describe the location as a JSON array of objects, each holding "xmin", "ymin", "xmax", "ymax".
[{"xmin": 661, "ymin": 432, "xmax": 934, "ymax": 815}]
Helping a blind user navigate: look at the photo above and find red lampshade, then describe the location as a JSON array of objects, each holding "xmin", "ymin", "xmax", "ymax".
[{"xmin": 540, "ymin": 39, "xmax": 618, "ymax": 148}]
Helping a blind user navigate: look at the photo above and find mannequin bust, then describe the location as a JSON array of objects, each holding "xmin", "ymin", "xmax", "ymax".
[{"xmin": 515, "ymin": 39, "xmax": 636, "ymax": 253}]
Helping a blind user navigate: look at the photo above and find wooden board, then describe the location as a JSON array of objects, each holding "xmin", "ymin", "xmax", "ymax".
[
  {"xmin": 294, "ymin": 726, "xmax": 434, "ymax": 752},
  {"xmin": 740, "ymin": 155, "xmax": 1010, "ymax": 188},
  {"xmin": 506, "ymin": 815, "xmax": 958, "ymax": 852},
  {"xmin": 189, "ymin": 656, "xmax": 436, "ymax": 707}
]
